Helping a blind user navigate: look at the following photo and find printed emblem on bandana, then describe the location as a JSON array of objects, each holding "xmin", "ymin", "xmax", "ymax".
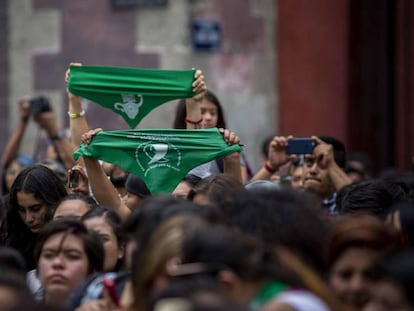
[
  {"xmin": 114, "ymin": 94, "xmax": 143, "ymax": 119},
  {"xmin": 135, "ymin": 142, "xmax": 181, "ymax": 176}
]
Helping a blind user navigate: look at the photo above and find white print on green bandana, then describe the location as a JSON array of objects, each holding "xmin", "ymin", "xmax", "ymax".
[
  {"xmin": 114, "ymin": 94, "xmax": 143, "ymax": 119},
  {"xmin": 127, "ymin": 134, "xmax": 182, "ymax": 141},
  {"xmin": 135, "ymin": 142, "xmax": 181, "ymax": 176}
]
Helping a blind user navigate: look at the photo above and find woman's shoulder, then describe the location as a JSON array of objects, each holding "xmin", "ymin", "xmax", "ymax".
[{"xmin": 264, "ymin": 289, "xmax": 331, "ymax": 311}]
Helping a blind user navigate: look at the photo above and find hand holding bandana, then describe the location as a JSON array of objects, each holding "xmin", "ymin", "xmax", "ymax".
[
  {"xmin": 68, "ymin": 65, "xmax": 196, "ymax": 128},
  {"xmin": 74, "ymin": 128, "xmax": 243, "ymax": 194}
]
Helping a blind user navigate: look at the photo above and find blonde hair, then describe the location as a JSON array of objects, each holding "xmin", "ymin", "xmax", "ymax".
[{"xmin": 132, "ymin": 214, "xmax": 209, "ymax": 311}]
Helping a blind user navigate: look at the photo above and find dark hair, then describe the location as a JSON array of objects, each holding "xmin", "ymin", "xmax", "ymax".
[
  {"xmin": 125, "ymin": 174, "xmax": 151, "ymax": 199},
  {"xmin": 326, "ymin": 215, "xmax": 400, "ymax": 266},
  {"xmin": 181, "ymin": 225, "xmax": 283, "ymax": 282},
  {"xmin": 8, "ymin": 165, "xmax": 68, "ymax": 227},
  {"xmin": 371, "ymin": 249, "xmax": 414, "ymax": 306},
  {"xmin": 81, "ymin": 206, "xmax": 124, "ymax": 271},
  {"xmin": 393, "ymin": 173, "xmax": 414, "ymax": 201},
  {"xmin": 180, "ymin": 224, "xmax": 343, "ymax": 311},
  {"xmin": 107, "ymin": 165, "xmax": 129, "ymax": 189},
  {"xmin": 203, "ymin": 91, "xmax": 226, "ymax": 128},
  {"xmin": 346, "ymin": 152, "xmax": 372, "ymax": 176},
  {"xmin": 388, "ymin": 201, "xmax": 414, "ymax": 247},
  {"xmin": 53, "ymin": 193, "xmax": 96, "ymax": 219},
  {"xmin": 1, "ymin": 155, "xmax": 35, "ymax": 195},
  {"xmin": 336, "ymin": 179, "xmax": 408, "ymax": 219},
  {"xmin": 126, "ymin": 196, "xmax": 221, "ymax": 248},
  {"xmin": 0, "ymin": 195, "xmax": 8, "ymax": 243},
  {"xmin": 34, "ymin": 218, "xmax": 104, "ymax": 274},
  {"xmin": 318, "ymin": 136, "xmax": 346, "ymax": 168},
  {"xmin": 0, "ymin": 268, "xmax": 29, "ymax": 289},
  {"xmin": 150, "ymin": 278, "xmax": 248, "ymax": 311},
  {"xmin": 122, "ymin": 196, "xmax": 189, "ymax": 239},
  {"xmin": 81, "ymin": 206, "xmax": 123, "ymax": 246},
  {"xmin": 187, "ymin": 174, "xmax": 245, "ymax": 206},
  {"xmin": 344, "ymin": 163, "xmax": 365, "ymax": 180},
  {"xmin": 260, "ymin": 136, "xmax": 274, "ymax": 159},
  {"xmin": 218, "ymin": 188, "xmax": 328, "ymax": 275},
  {"xmin": 0, "ymin": 246, "xmax": 27, "ymax": 274},
  {"xmin": 182, "ymin": 174, "xmax": 202, "ymax": 188},
  {"xmin": 58, "ymin": 193, "xmax": 97, "ymax": 208},
  {"xmin": 290, "ymin": 155, "xmax": 305, "ymax": 170},
  {"xmin": 0, "ymin": 270, "xmax": 32, "ymax": 309},
  {"xmin": 6, "ymin": 165, "xmax": 68, "ymax": 270},
  {"xmin": 39, "ymin": 159, "xmax": 67, "ymax": 184},
  {"xmin": 172, "ymin": 90, "xmax": 227, "ymax": 129}
]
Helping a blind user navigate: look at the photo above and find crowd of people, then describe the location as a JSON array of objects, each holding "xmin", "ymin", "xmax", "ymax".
[{"xmin": 0, "ymin": 64, "xmax": 413, "ymax": 311}]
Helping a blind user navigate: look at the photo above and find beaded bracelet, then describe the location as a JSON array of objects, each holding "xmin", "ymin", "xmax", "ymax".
[
  {"xmin": 185, "ymin": 117, "xmax": 203, "ymax": 125},
  {"xmin": 68, "ymin": 110, "xmax": 85, "ymax": 119},
  {"xmin": 264, "ymin": 162, "xmax": 277, "ymax": 174}
]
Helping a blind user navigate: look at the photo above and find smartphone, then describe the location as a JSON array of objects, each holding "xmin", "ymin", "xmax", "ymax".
[
  {"xmin": 103, "ymin": 277, "xmax": 121, "ymax": 307},
  {"xmin": 29, "ymin": 96, "xmax": 51, "ymax": 115},
  {"xmin": 285, "ymin": 138, "xmax": 316, "ymax": 155},
  {"xmin": 68, "ymin": 170, "xmax": 80, "ymax": 189}
]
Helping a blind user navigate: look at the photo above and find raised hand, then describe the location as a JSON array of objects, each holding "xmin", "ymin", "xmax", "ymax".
[
  {"xmin": 81, "ymin": 128, "xmax": 103, "ymax": 146},
  {"xmin": 267, "ymin": 136, "xmax": 296, "ymax": 171}
]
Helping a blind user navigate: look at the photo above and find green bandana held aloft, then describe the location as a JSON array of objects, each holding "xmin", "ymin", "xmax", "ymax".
[
  {"xmin": 68, "ymin": 66, "xmax": 195, "ymax": 128},
  {"xmin": 74, "ymin": 128, "xmax": 242, "ymax": 194}
]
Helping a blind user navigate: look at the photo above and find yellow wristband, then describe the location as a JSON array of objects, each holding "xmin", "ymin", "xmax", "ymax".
[{"xmin": 68, "ymin": 110, "xmax": 85, "ymax": 119}]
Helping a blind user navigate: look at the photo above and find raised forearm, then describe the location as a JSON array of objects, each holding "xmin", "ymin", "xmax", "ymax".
[
  {"xmin": 68, "ymin": 95, "xmax": 89, "ymax": 149},
  {"xmin": 223, "ymin": 154, "xmax": 243, "ymax": 183},
  {"xmin": 1, "ymin": 120, "xmax": 28, "ymax": 167},
  {"xmin": 251, "ymin": 162, "xmax": 276, "ymax": 181},
  {"xmin": 83, "ymin": 157, "xmax": 130, "ymax": 220},
  {"xmin": 328, "ymin": 163, "xmax": 352, "ymax": 191},
  {"xmin": 185, "ymin": 98, "xmax": 202, "ymax": 129}
]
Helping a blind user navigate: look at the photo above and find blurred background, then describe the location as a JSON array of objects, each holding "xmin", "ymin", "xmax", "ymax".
[{"xmin": 0, "ymin": 0, "xmax": 413, "ymax": 175}]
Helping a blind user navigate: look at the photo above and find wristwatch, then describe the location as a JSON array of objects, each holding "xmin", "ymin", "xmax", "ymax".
[{"xmin": 50, "ymin": 129, "xmax": 66, "ymax": 141}]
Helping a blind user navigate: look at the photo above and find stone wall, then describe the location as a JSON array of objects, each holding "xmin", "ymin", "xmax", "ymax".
[{"xmin": 1, "ymin": 0, "xmax": 277, "ymax": 172}]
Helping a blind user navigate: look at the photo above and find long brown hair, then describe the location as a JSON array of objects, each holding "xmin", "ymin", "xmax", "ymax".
[{"xmin": 172, "ymin": 90, "xmax": 227, "ymax": 129}]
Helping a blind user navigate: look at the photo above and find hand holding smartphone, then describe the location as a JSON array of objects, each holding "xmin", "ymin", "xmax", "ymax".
[
  {"xmin": 103, "ymin": 277, "xmax": 121, "ymax": 307},
  {"xmin": 285, "ymin": 138, "xmax": 316, "ymax": 155},
  {"xmin": 68, "ymin": 170, "xmax": 80, "ymax": 189}
]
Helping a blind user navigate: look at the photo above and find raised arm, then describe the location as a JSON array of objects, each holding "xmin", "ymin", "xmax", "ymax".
[
  {"xmin": 1, "ymin": 98, "xmax": 30, "ymax": 167},
  {"xmin": 185, "ymin": 69, "xmax": 206, "ymax": 129},
  {"xmin": 311, "ymin": 136, "xmax": 352, "ymax": 192},
  {"xmin": 65, "ymin": 63, "xmax": 89, "ymax": 150},
  {"xmin": 80, "ymin": 129, "xmax": 131, "ymax": 220},
  {"xmin": 65, "ymin": 63, "xmax": 130, "ymax": 219},
  {"xmin": 251, "ymin": 136, "xmax": 295, "ymax": 181},
  {"xmin": 219, "ymin": 128, "xmax": 244, "ymax": 183},
  {"xmin": 33, "ymin": 103, "xmax": 76, "ymax": 170}
]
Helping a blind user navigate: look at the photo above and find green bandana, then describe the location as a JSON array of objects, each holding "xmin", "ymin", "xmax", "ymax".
[
  {"xmin": 249, "ymin": 281, "xmax": 288, "ymax": 310},
  {"xmin": 68, "ymin": 66, "xmax": 195, "ymax": 128},
  {"xmin": 73, "ymin": 128, "xmax": 242, "ymax": 194}
]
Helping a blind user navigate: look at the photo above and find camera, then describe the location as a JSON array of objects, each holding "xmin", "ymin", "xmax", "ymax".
[{"xmin": 29, "ymin": 96, "xmax": 51, "ymax": 115}]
